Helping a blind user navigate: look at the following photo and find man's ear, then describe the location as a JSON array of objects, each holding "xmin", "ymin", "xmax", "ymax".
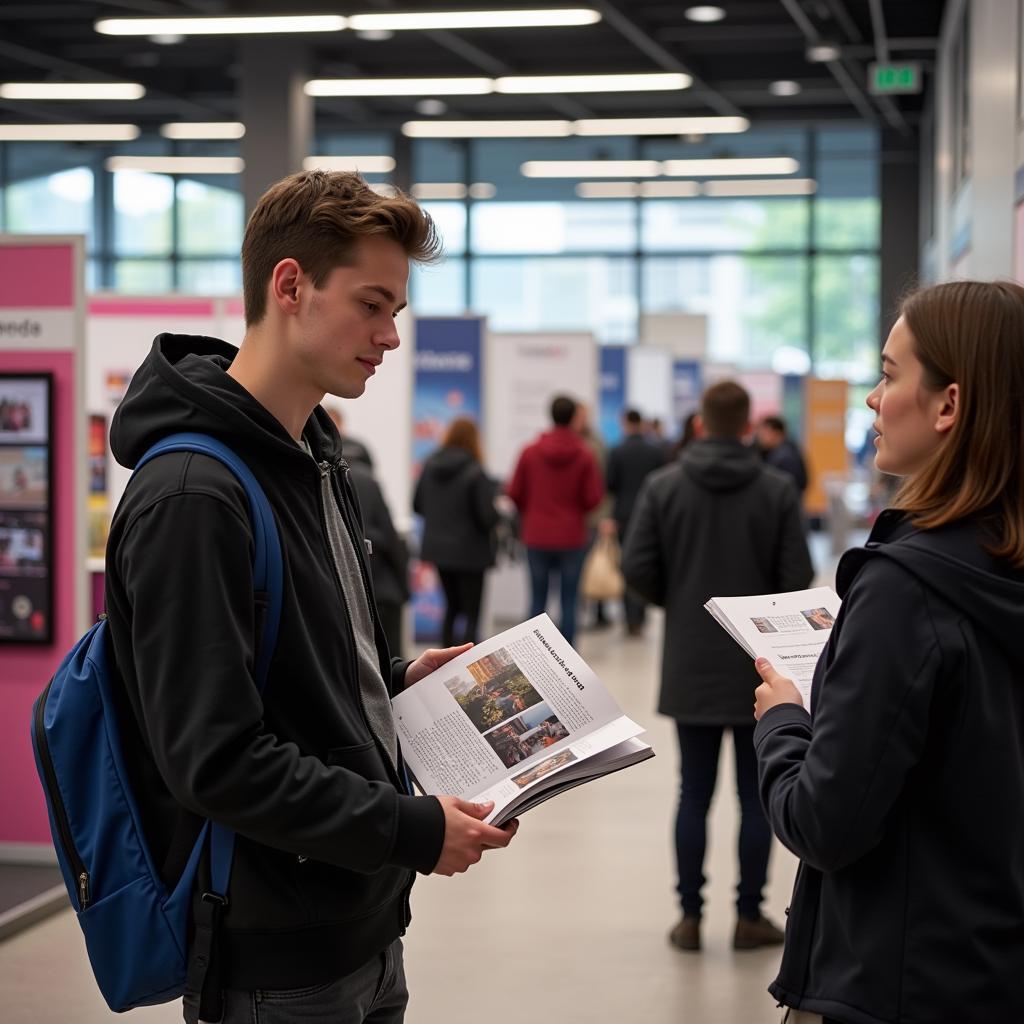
[
  {"xmin": 270, "ymin": 258, "xmax": 303, "ymax": 315},
  {"xmin": 934, "ymin": 382, "xmax": 959, "ymax": 435},
  {"xmin": 693, "ymin": 415, "xmax": 706, "ymax": 439}
]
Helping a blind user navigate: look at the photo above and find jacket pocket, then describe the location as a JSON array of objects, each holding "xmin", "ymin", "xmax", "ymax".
[{"xmin": 326, "ymin": 740, "xmax": 390, "ymax": 785}]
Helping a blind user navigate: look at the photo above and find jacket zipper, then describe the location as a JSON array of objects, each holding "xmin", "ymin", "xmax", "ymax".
[{"xmin": 33, "ymin": 679, "xmax": 91, "ymax": 910}]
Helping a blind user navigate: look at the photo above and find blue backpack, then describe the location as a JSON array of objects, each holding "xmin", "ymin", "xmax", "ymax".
[{"xmin": 30, "ymin": 433, "xmax": 282, "ymax": 1014}]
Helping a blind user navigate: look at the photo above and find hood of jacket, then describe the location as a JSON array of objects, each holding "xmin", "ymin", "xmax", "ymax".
[
  {"xmin": 840, "ymin": 509, "xmax": 1024, "ymax": 670},
  {"xmin": 110, "ymin": 334, "xmax": 342, "ymax": 475},
  {"xmin": 681, "ymin": 437, "xmax": 764, "ymax": 492},
  {"xmin": 534, "ymin": 427, "xmax": 589, "ymax": 468},
  {"xmin": 424, "ymin": 445, "xmax": 477, "ymax": 481}
]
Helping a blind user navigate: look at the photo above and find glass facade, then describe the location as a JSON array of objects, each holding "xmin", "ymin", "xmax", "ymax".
[{"xmin": 0, "ymin": 126, "xmax": 880, "ymax": 381}]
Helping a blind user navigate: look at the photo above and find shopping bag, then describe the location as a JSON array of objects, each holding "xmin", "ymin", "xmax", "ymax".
[{"xmin": 580, "ymin": 535, "xmax": 625, "ymax": 600}]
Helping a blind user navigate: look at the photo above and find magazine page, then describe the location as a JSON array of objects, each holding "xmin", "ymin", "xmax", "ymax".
[
  {"xmin": 704, "ymin": 586, "xmax": 841, "ymax": 708},
  {"xmin": 392, "ymin": 613, "xmax": 648, "ymax": 822}
]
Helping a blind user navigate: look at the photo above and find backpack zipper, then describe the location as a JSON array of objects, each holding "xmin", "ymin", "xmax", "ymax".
[{"xmin": 33, "ymin": 678, "xmax": 91, "ymax": 910}]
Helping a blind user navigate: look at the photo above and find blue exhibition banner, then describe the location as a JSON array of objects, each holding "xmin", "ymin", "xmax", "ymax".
[
  {"xmin": 411, "ymin": 317, "xmax": 484, "ymax": 641},
  {"xmin": 671, "ymin": 360, "xmax": 703, "ymax": 432},
  {"xmin": 599, "ymin": 346, "xmax": 627, "ymax": 446}
]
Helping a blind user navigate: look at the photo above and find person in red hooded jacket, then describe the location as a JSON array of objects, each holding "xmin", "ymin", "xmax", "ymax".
[{"xmin": 506, "ymin": 394, "xmax": 604, "ymax": 644}]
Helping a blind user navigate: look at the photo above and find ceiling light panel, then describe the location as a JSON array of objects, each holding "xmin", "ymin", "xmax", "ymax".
[
  {"xmin": 640, "ymin": 181, "xmax": 703, "ymax": 197},
  {"xmin": 662, "ymin": 157, "xmax": 799, "ymax": 176},
  {"xmin": 96, "ymin": 16, "xmax": 346, "ymax": 35},
  {"xmin": 703, "ymin": 178, "xmax": 817, "ymax": 196},
  {"xmin": 348, "ymin": 9, "xmax": 601, "ymax": 30},
  {"xmin": 769, "ymin": 80, "xmax": 802, "ymax": 97},
  {"xmin": 574, "ymin": 116, "xmax": 748, "ymax": 135},
  {"xmin": 576, "ymin": 182, "xmax": 641, "ymax": 198},
  {"xmin": 0, "ymin": 82, "xmax": 145, "ymax": 100},
  {"xmin": 412, "ymin": 182, "xmax": 468, "ymax": 200},
  {"xmin": 496, "ymin": 72, "xmax": 691, "ymax": 93},
  {"xmin": 303, "ymin": 155, "xmax": 396, "ymax": 173},
  {"xmin": 684, "ymin": 6, "xmax": 726, "ymax": 22},
  {"xmin": 0, "ymin": 123, "xmax": 140, "ymax": 141},
  {"xmin": 522, "ymin": 160, "xmax": 662, "ymax": 178},
  {"xmin": 106, "ymin": 156, "xmax": 244, "ymax": 174},
  {"xmin": 402, "ymin": 120, "xmax": 573, "ymax": 137},
  {"xmin": 160, "ymin": 122, "xmax": 245, "ymax": 140},
  {"xmin": 306, "ymin": 78, "xmax": 494, "ymax": 97}
]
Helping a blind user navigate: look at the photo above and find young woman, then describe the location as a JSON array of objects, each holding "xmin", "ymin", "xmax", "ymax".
[
  {"xmin": 753, "ymin": 280, "xmax": 1024, "ymax": 1024},
  {"xmin": 414, "ymin": 417, "xmax": 499, "ymax": 647}
]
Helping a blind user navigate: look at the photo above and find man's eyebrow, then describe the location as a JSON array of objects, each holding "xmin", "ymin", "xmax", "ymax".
[{"xmin": 363, "ymin": 284, "xmax": 406, "ymax": 311}]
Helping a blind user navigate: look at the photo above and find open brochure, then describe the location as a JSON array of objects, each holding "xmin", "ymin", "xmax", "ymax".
[
  {"xmin": 704, "ymin": 586, "xmax": 842, "ymax": 709},
  {"xmin": 392, "ymin": 614, "xmax": 654, "ymax": 826}
]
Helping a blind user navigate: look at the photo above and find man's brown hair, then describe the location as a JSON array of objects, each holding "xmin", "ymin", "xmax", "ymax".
[
  {"xmin": 894, "ymin": 280, "xmax": 1024, "ymax": 567},
  {"xmin": 700, "ymin": 380, "xmax": 751, "ymax": 438},
  {"xmin": 241, "ymin": 170, "xmax": 442, "ymax": 325}
]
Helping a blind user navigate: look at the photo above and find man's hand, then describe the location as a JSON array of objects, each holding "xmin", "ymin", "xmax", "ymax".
[
  {"xmin": 405, "ymin": 644, "xmax": 473, "ymax": 687},
  {"xmin": 754, "ymin": 658, "xmax": 804, "ymax": 721},
  {"xmin": 598, "ymin": 517, "xmax": 618, "ymax": 538},
  {"xmin": 431, "ymin": 797, "xmax": 519, "ymax": 876}
]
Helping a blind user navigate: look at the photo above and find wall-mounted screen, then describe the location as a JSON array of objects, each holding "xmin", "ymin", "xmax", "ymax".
[{"xmin": 0, "ymin": 374, "xmax": 53, "ymax": 643}]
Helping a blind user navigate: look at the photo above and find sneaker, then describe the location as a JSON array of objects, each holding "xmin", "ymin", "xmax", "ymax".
[
  {"xmin": 668, "ymin": 915, "xmax": 701, "ymax": 951},
  {"xmin": 733, "ymin": 914, "xmax": 785, "ymax": 950}
]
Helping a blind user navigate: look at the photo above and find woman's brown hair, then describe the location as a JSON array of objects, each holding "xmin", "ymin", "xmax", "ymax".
[
  {"xmin": 442, "ymin": 417, "xmax": 483, "ymax": 464},
  {"xmin": 895, "ymin": 280, "xmax": 1024, "ymax": 567}
]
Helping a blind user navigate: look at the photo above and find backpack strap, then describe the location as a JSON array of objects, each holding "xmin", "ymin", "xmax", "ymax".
[{"xmin": 134, "ymin": 432, "xmax": 282, "ymax": 1023}]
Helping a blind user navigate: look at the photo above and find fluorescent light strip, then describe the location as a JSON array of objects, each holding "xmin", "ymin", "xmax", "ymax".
[
  {"xmin": 306, "ymin": 78, "xmax": 493, "ymax": 97},
  {"xmin": 641, "ymin": 180, "xmax": 703, "ymax": 197},
  {"xmin": 106, "ymin": 156, "xmax": 243, "ymax": 174},
  {"xmin": 0, "ymin": 123, "xmax": 140, "ymax": 141},
  {"xmin": 348, "ymin": 9, "xmax": 601, "ymax": 30},
  {"xmin": 576, "ymin": 181, "xmax": 704, "ymax": 199},
  {"xmin": 522, "ymin": 160, "xmax": 662, "ymax": 178},
  {"xmin": 703, "ymin": 178, "xmax": 817, "ymax": 196},
  {"xmin": 160, "ymin": 122, "xmax": 245, "ymax": 140},
  {"xmin": 575, "ymin": 116, "xmax": 748, "ymax": 135},
  {"xmin": 410, "ymin": 182, "xmax": 498, "ymax": 200},
  {"xmin": 403, "ymin": 119, "xmax": 573, "ymax": 138},
  {"xmin": 0, "ymin": 82, "xmax": 145, "ymax": 100},
  {"xmin": 662, "ymin": 157, "xmax": 799, "ymax": 176},
  {"xmin": 96, "ymin": 15, "xmax": 345, "ymax": 35},
  {"xmin": 303, "ymin": 155, "xmax": 396, "ymax": 173},
  {"xmin": 496, "ymin": 72, "xmax": 690, "ymax": 94}
]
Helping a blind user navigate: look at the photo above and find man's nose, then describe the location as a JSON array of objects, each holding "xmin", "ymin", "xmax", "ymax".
[{"xmin": 376, "ymin": 321, "xmax": 401, "ymax": 350}]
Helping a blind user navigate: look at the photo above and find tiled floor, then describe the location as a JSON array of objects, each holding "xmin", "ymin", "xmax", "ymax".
[{"xmin": 0, "ymin": 610, "xmax": 801, "ymax": 1024}]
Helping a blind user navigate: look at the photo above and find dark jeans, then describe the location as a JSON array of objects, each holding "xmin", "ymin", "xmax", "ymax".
[
  {"xmin": 675, "ymin": 722, "xmax": 772, "ymax": 920},
  {"xmin": 438, "ymin": 568, "xmax": 484, "ymax": 647},
  {"xmin": 201, "ymin": 939, "xmax": 408, "ymax": 1024},
  {"xmin": 525, "ymin": 545, "xmax": 587, "ymax": 645},
  {"xmin": 623, "ymin": 589, "xmax": 647, "ymax": 630}
]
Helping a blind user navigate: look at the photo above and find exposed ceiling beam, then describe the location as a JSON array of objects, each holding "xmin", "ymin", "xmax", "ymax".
[
  {"xmin": 591, "ymin": 0, "xmax": 745, "ymax": 118},
  {"xmin": 422, "ymin": 29, "xmax": 595, "ymax": 119},
  {"xmin": 868, "ymin": 0, "xmax": 891, "ymax": 63}
]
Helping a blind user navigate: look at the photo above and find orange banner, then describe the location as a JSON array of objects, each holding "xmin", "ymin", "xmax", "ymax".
[{"xmin": 804, "ymin": 378, "xmax": 848, "ymax": 516}]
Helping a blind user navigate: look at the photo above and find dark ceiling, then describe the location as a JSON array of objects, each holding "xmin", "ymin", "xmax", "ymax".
[{"xmin": 0, "ymin": 1, "xmax": 947, "ymax": 134}]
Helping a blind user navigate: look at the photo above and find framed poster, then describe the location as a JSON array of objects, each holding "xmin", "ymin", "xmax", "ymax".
[{"xmin": 0, "ymin": 373, "xmax": 53, "ymax": 643}]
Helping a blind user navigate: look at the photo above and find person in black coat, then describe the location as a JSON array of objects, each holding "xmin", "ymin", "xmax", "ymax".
[
  {"xmin": 622, "ymin": 380, "xmax": 813, "ymax": 954},
  {"xmin": 348, "ymin": 461, "xmax": 409, "ymax": 659},
  {"xmin": 753, "ymin": 280, "xmax": 1024, "ymax": 1024},
  {"xmin": 605, "ymin": 408, "xmax": 666, "ymax": 635},
  {"xmin": 755, "ymin": 414, "xmax": 808, "ymax": 496},
  {"xmin": 414, "ymin": 417, "xmax": 499, "ymax": 647}
]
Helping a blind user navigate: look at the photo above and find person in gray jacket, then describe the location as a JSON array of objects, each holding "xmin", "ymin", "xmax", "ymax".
[
  {"xmin": 414, "ymin": 417, "xmax": 499, "ymax": 647},
  {"xmin": 622, "ymin": 380, "xmax": 813, "ymax": 953}
]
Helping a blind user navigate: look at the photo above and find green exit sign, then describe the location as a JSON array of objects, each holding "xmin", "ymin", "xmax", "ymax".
[{"xmin": 869, "ymin": 62, "xmax": 922, "ymax": 95}]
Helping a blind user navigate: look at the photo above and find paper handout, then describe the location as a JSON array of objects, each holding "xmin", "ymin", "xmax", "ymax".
[
  {"xmin": 392, "ymin": 614, "xmax": 654, "ymax": 826},
  {"xmin": 704, "ymin": 586, "xmax": 842, "ymax": 709}
]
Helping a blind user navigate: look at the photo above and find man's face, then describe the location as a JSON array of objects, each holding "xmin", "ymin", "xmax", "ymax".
[
  {"xmin": 757, "ymin": 424, "xmax": 783, "ymax": 450},
  {"xmin": 292, "ymin": 235, "xmax": 409, "ymax": 400}
]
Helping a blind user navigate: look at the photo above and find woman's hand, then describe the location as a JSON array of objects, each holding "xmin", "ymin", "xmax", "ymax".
[
  {"xmin": 405, "ymin": 643, "xmax": 473, "ymax": 687},
  {"xmin": 753, "ymin": 658, "xmax": 804, "ymax": 720}
]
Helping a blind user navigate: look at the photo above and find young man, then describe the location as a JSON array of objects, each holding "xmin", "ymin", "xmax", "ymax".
[
  {"xmin": 506, "ymin": 394, "xmax": 604, "ymax": 645},
  {"xmin": 755, "ymin": 414, "xmax": 809, "ymax": 497},
  {"xmin": 621, "ymin": 381, "xmax": 813, "ymax": 953},
  {"xmin": 104, "ymin": 171, "xmax": 517, "ymax": 1024}
]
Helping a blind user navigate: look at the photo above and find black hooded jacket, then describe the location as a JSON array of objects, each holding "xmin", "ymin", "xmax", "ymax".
[
  {"xmin": 755, "ymin": 509, "xmax": 1024, "ymax": 1024},
  {"xmin": 622, "ymin": 437, "xmax": 814, "ymax": 723},
  {"xmin": 413, "ymin": 446, "xmax": 499, "ymax": 571},
  {"xmin": 104, "ymin": 334, "xmax": 445, "ymax": 990}
]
